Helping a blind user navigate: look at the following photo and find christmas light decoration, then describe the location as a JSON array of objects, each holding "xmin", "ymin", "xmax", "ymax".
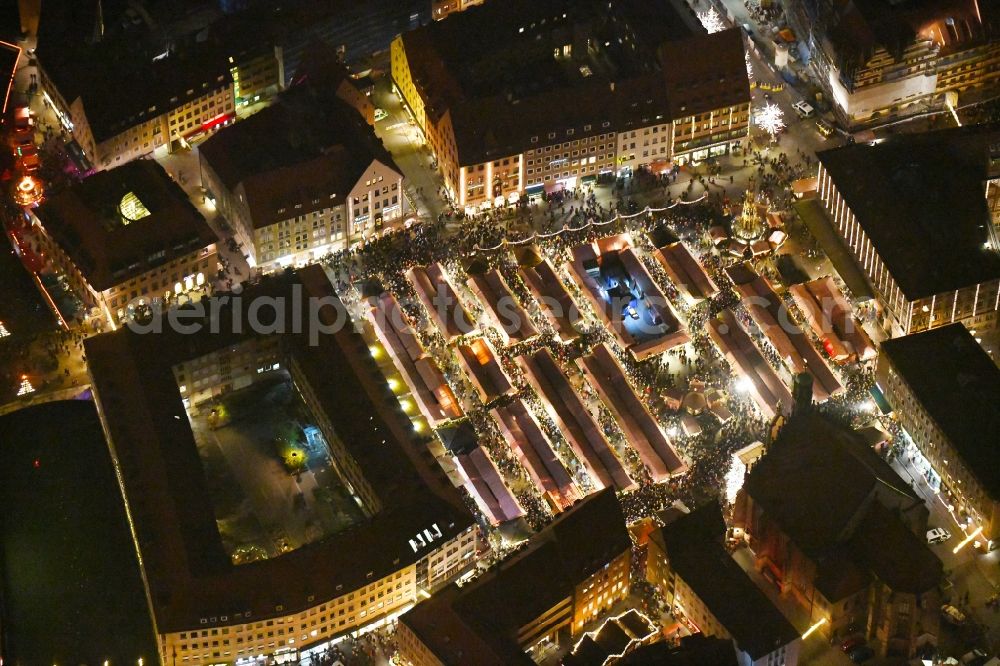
[
  {"xmin": 697, "ymin": 8, "xmax": 726, "ymax": 34},
  {"xmin": 17, "ymin": 375, "xmax": 34, "ymax": 396},
  {"xmin": 755, "ymin": 102, "xmax": 785, "ymax": 139}
]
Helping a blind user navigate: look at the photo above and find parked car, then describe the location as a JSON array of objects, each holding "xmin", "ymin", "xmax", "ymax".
[
  {"xmin": 927, "ymin": 527, "xmax": 952, "ymax": 544},
  {"xmin": 20, "ymin": 152, "xmax": 40, "ymax": 172},
  {"xmin": 815, "ymin": 118, "xmax": 834, "ymax": 138},
  {"xmin": 792, "ymin": 100, "xmax": 815, "ymax": 118},
  {"xmin": 942, "ymin": 604, "xmax": 967, "ymax": 625},
  {"xmin": 850, "ymin": 645, "xmax": 875, "ymax": 663},
  {"xmin": 840, "ymin": 635, "xmax": 865, "ymax": 653}
]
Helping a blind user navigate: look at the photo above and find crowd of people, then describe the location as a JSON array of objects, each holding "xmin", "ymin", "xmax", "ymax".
[
  {"xmin": 319, "ymin": 154, "xmax": 820, "ymax": 532},
  {"xmin": 301, "ymin": 625, "xmax": 398, "ymax": 666}
]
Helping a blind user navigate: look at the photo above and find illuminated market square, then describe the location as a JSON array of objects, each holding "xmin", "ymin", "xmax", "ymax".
[{"xmin": 1, "ymin": 0, "xmax": 999, "ymax": 665}]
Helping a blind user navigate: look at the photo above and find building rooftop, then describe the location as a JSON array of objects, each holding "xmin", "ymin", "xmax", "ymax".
[
  {"xmin": 745, "ymin": 413, "xmax": 920, "ymax": 558},
  {"xmin": 0, "ymin": 401, "xmax": 158, "ymax": 664},
  {"xmin": 655, "ymin": 503, "xmax": 798, "ymax": 661},
  {"xmin": 400, "ymin": 489, "xmax": 630, "ymax": 664},
  {"xmin": 744, "ymin": 413, "xmax": 942, "ymax": 597},
  {"xmin": 35, "ymin": 160, "xmax": 216, "ymax": 291},
  {"xmin": 619, "ymin": 634, "xmax": 738, "ymax": 666},
  {"xmin": 199, "ymin": 81, "xmax": 398, "ymax": 228},
  {"xmin": 881, "ymin": 323, "xmax": 1000, "ymax": 499},
  {"xmin": 817, "ymin": 124, "xmax": 1000, "ymax": 300},
  {"xmin": 444, "ymin": 74, "xmax": 673, "ymax": 167},
  {"xmin": 657, "ymin": 28, "xmax": 750, "ymax": 120},
  {"xmin": 827, "ymin": 0, "xmax": 998, "ymax": 73},
  {"xmin": 35, "ymin": 0, "xmax": 232, "ymax": 143},
  {"xmin": 848, "ymin": 501, "xmax": 943, "ymax": 594},
  {"xmin": 399, "ymin": 0, "xmax": 748, "ymax": 165},
  {"xmin": 83, "ymin": 267, "xmax": 473, "ymax": 633}
]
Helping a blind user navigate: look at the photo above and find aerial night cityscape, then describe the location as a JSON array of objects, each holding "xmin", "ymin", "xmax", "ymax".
[{"xmin": 0, "ymin": 0, "xmax": 999, "ymax": 665}]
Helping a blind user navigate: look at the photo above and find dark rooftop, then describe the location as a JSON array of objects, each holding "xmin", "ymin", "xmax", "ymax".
[
  {"xmin": 658, "ymin": 28, "xmax": 750, "ymax": 119},
  {"xmin": 83, "ymin": 267, "xmax": 473, "ymax": 633},
  {"xmin": 744, "ymin": 413, "xmax": 942, "ymax": 596},
  {"xmin": 619, "ymin": 634, "xmax": 739, "ymax": 666},
  {"xmin": 399, "ymin": 0, "xmax": 748, "ymax": 165},
  {"xmin": 827, "ymin": 0, "xmax": 998, "ymax": 73},
  {"xmin": 655, "ymin": 503, "xmax": 799, "ymax": 661},
  {"xmin": 400, "ymin": 489, "xmax": 630, "ymax": 665},
  {"xmin": 817, "ymin": 124, "xmax": 1000, "ymax": 300},
  {"xmin": 744, "ymin": 412, "xmax": 920, "ymax": 558},
  {"xmin": 198, "ymin": 81, "xmax": 399, "ymax": 228},
  {"xmin": 849, "ymin": 502, "xmax": 943, "ymax": 594},
  {"xmin": 35, "ymin": 160, "xmax": 216, "ymax": 291},
  {"xmin": 35, "ymin": 0, "xmax": 231, "ymax": 143},
  {"xmin": 881, "ymin": 323, "xmax": 1000, "ymax": 499},
  {"xmin": 446, "ymin": 74, "xmax": 673, "ymax": 165},
  {"xmin": 0, "ymin": 401, "xmax": 157, "ymax": 665}
]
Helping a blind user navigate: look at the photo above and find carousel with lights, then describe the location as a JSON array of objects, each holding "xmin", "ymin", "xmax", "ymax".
[{"xmin": 12, "ymin": 173, "xmax": 44, "ymax": 207}]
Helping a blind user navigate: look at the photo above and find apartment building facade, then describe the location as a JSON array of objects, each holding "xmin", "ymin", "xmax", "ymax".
[
  {"xmin": 391, "ymin": 0, "xmax": 750, "ymax": 213},
  {"xmin": 397, "ymin": 489, "xmax": 632, "ymax": 665},
  {"xmin": 200, "ymin": 82, "xmax": 404, "ymax": 272},
  {"xmin": 647, "ymin": 504, "xmax": 801, "ymax": 666},
  {"xmin": 431, "ymin": 0, "xmax": 486, "ymax": 21},
  {"xmin": 29, "ymin": 160, "xmax": 218, "ymax": 326},
  {"xmin": 161, "ymin": 526, "xmax": 478, "ymax": 665},
  {"xmin": 37, "ymin": 52, "xmax": 237, "ymax": 170},
  {"xmin": 878, "ymin": 324, "xmax": 1000, "ymax": 551},
  {"xmin": 816, "ymin": 127, "xmax": 1000, "ymax": 337},
  {"xmin": 86, "ymin": 269, "xmax": 481, "ymax": 666},
  {"xmin": 784, "ymin": 0, "xmax": 1000, "ymax": 127}
]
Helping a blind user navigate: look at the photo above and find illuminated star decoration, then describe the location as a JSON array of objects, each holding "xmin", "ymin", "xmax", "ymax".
[
  {"xmin": 697, "ymin": 8, "xmax": 726, "ymax": 34},
  {"xmin": 755, "ymin": 102, "xmax": 785, "ymax": 140}
]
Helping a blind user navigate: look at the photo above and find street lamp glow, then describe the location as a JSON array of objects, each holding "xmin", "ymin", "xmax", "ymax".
[
  {"xmin": 734, "ymin": 376, "xmax": 753, "ymax": 393},
  {"xmin": 952, "ymin": 526, "xmax": 983, "ymax": 554},
  {"xmin": 802, "ymin": 617, "xmax": 828, "ymax": 639}
]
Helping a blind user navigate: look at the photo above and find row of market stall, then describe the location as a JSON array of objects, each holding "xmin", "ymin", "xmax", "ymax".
[{"xmin": 361, "ymin": 230, "xmax": 717, "ymax": 528}]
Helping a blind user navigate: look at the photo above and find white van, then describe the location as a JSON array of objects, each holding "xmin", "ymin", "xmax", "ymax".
[{"xmin": 792, "ymin": 100, "xmax": 815, "ymax": 118}]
